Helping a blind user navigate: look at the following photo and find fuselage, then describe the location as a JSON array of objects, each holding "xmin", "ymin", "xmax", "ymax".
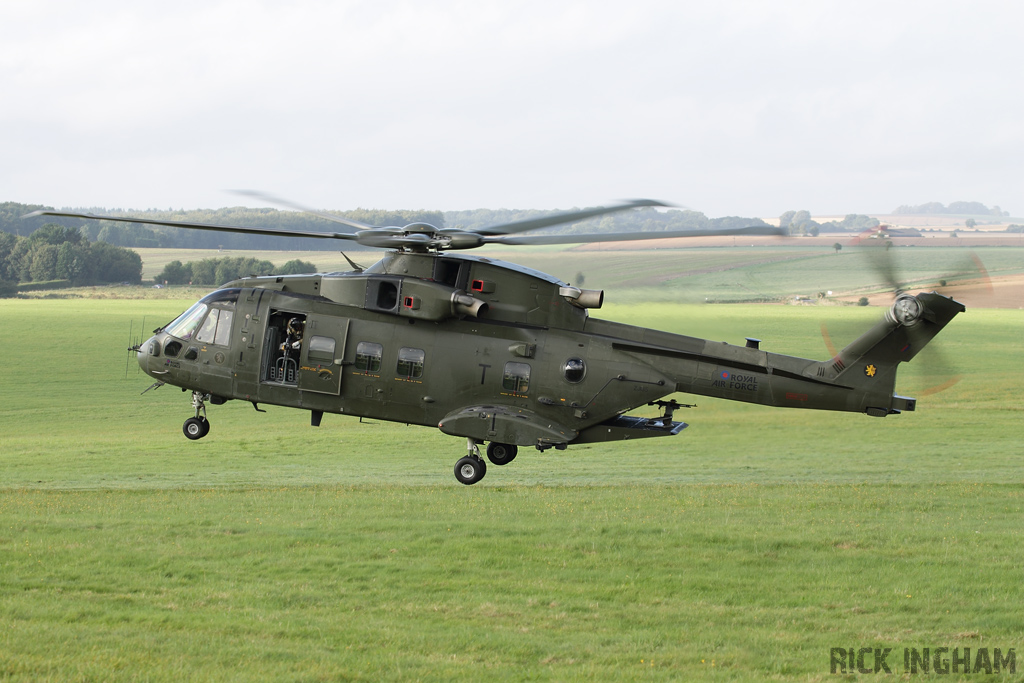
[{"xmin": 137, "ymin": 251, "xmax": 963, "ymax": 448}]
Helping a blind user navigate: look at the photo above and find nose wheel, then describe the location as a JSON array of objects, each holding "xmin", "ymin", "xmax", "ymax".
[
  {"xmin": 183, "ymin": 391, "xmax": 211, "ymax": 440},
  {"xmin": 454, "ymin": 439, "xmax": 487, "ymax": 485},
  {"xmin": 183, "ymin": 416, "xmax": 210, "ymax": 440},
  {"xmin": 454, "ymin": 456, "xmax": 486, "ymax": 485}
]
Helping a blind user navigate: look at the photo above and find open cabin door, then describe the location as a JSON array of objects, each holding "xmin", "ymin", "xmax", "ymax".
[{"xmin": 297, "ymin": 315, "xmax": 349, "ymax": 395}]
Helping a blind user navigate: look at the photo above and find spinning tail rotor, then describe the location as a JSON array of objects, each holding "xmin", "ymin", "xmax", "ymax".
[{"xmin": 821, "ymin": 230, "xmax": 983, "ymax": 395}]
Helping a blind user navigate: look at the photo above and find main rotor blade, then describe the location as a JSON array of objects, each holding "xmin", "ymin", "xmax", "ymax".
[
  {"xmin": 474, "ymin": 199, "xmax": 671, "ymax": 236},
  {"xmin": 21, "ymin": 210, "xmax": 361, "ymax": 242},
  {"xmin": 354, "ymin": 232, "xmax": 433, "ymax": 249},
  {"xmin": 482, "ymin": 225, "xmax": 786, "ymax": 246},
  {"xmin": 229, "ymin": 189, "xmax": 377, "ymax": 231}
]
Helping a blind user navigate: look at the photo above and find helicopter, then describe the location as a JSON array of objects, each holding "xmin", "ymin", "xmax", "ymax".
[{"xmin": 27, "ymin": 198, "xmax": 965, "ymax": 484}]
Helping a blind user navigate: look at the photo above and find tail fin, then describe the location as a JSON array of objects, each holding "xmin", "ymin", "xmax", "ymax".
[{"xmin": 830, "ymin": 292, "xmax": 965, "ymax": 415}]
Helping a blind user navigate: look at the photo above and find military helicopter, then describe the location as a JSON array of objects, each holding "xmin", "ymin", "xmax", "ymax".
[{"xmin": 27, "ymin": 198, "xmax": 964, "ymax": 484}]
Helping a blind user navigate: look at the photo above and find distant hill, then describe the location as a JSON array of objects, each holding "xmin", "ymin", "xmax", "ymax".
[{"xmin": 893, "ymin": 201, "xmax": 1009, "ymax": 216}]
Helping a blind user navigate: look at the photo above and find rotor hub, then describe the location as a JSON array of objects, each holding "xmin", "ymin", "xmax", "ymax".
[{"xmin": 888, "ymin": 293, "xmax": 923, "ymax": 326}]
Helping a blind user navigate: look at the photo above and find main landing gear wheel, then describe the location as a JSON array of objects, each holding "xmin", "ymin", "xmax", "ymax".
[
  {"xmin": 183, "ymin": 416, "xmax": 209, "ymax": 440},
  {"xmin": 486, "ymin": 442, "xmax": 518, "ymax": 466},
  {"xmin": 454, "ymin": 456, "xmax": 486, "ymax": 485}
]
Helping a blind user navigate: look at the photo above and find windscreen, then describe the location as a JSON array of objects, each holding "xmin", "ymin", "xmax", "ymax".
[{"xmin": 164, "ymin": 302, "xmax": 209, "ymax": 341}]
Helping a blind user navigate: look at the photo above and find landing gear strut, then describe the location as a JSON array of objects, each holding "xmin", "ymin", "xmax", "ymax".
[
  {"xmin": 454, "ymin": 439, "xmax": 487, "ymax": 485},
  {"xmin": 183, "ymin": 391, "xmax": 211, "ymax": 440}
]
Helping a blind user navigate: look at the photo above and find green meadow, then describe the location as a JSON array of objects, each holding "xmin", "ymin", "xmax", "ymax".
[{"xmin": 1, "ymin": 295, "xmax": 1022, "ymax": 681}]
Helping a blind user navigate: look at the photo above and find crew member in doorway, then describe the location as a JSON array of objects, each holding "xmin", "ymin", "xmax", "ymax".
[{"xmin": 280, "ymin": 317, "xmax": 304, "ymax": 356}]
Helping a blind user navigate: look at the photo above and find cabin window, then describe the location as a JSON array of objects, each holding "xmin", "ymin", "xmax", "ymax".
[
  {"xmin": 563, "ymin": 357, "xmax": 586, "ymax": 383},
  {"xmin": 308, "ymin": 335, "xmax": 336, "ymax": 364},
  {"xmin": 397, "ymin": 347, "xmax": 425, "ymax": 379},
  {"xmin": 502, "ymin": 362, "xmax": 531, "ymax": 393},
  {"xmin": 355, "ymin": 342, "xmax": 383, "ymax": 372},
  {"xmin": 195, "ymin": 308, "xmax": 234, "ymax": 346},
  {"xmin": 164, "ymin": 302, "xmax": 208, "ymax": 341}
]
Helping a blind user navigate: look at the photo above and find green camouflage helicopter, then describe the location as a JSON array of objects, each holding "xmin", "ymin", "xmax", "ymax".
[{"xmin": 28, "ymin": 198, "xmax": 964, "ymax": 484}]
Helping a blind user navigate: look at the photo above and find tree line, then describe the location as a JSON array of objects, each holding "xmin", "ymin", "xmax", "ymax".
[
  {"xmin": 157, "ymin": 257, "xmax": 318, "ymax": 286},
  {"xmin": 0, "ymin": 220, "xmax": 320, "ymax": 294},
  {"xmin": 779, "ymin": 211, "xmax": 879, "ymax": 236},
  {"xmin": 0, "ymin": 224, "xmax": 142, "ymax": 292}
]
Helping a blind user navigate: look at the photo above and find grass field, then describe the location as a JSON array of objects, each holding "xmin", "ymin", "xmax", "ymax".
[{"xmin": 1, "ymin": 296, "xmax": 1022, "ymax": 680}]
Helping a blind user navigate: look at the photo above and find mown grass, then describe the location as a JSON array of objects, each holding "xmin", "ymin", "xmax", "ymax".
[
  {"xmin": 0, "ymin": 296, "xmax": 1022, "ymax": 681},
  {"xmin": 3, "ymin": 484, "xmax": 1022, "ymax": 681}
]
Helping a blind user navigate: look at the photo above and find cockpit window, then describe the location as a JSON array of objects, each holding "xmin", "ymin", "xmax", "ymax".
[
  {"xmin": 195, "ymin": 308, "xmax": 234, "ymax": 346},
  {"xmin": 196, "ymin": 310, "xmax": 219, "ymax": 343},
  {"xmin": 164, "ymin": 303, "xmax": 208, "ymax": 341},
  {"xmin": 214, "ymin": 310, "xmax": 233, "ymax": 345}
]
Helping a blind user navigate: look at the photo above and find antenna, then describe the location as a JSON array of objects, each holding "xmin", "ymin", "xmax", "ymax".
[
  {"xmin": 340, "ymin": 251, "xmax": 365, "ymax": 272},
  {"xmin": 124, "ymin": 319, "xmax": 134, "ymax": 379},
  {"xmin": 125, "ymin": 316, "xmax": 146, "ymax": 378}
]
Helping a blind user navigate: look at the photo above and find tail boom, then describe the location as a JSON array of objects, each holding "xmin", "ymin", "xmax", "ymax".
[{"xmin": 605, "ymin": 291, "xmax": 965, "ymax": 418}]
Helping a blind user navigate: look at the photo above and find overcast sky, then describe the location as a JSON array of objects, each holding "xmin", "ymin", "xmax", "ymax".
[{"xmin": 2, "ymin": 0, "xmax": 1021, "ymax": 218}]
